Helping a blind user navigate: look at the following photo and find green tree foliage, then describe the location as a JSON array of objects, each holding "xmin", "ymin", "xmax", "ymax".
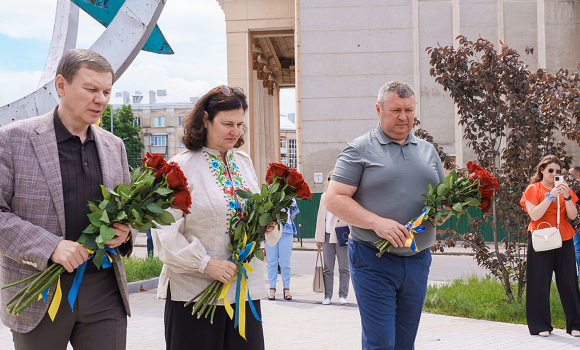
[
  {"xmin": 101, "ymin": 105, "xmax": 144, "ymax": 169},
  {"xmin": 426, "ymin": 36, "xmax": 580, "ymax": 302}
]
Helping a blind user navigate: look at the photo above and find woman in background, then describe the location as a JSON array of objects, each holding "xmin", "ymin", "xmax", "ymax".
[{"xmin": 315, "ymin": 171, "xmax": 350, "ymax": 305}]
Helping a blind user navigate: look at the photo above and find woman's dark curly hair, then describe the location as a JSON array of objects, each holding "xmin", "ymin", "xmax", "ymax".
[{"xmin": 182, "ymin": 86, "xmax": 248, "ymax": 151}]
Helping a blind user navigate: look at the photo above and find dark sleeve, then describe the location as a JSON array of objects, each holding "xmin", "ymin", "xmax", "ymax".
[{"xmin": 331, "ymin": 143, "xmax": 364, "ymax": 188}]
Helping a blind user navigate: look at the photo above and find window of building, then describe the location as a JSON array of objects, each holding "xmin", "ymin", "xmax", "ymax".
[
  {"xmin": 132, "ymin": 95, "xmax": 143, "ymax": 103},
  {"xmin": 151, "ymin": 136, "xmax": 166, "ymax": 146},
  {"xmin": 288, "ymin": 139, "xmax": 297, "ymax": 169},
  {"xmin": 154, "ymin": 116, "xmax": 165, "ymax": 127},
  {"xmin": 178, "ymin": 137, "xmax": 185, "ymax": 148},
  {"xmin": 178, "ymin": 116, "xmax": 183, "ymax": 127},
  {"xmin": 133, "ymin": 117, "xmax": 141, "ymax": 126},
  {"xmin": 280, "ymin": 138, "xmax": 287, "ymax": 148}
]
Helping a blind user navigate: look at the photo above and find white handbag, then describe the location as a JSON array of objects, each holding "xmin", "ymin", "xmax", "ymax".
[{"xmin": 531, "ymin": 196, "xmax": 562, "ymax": 252}]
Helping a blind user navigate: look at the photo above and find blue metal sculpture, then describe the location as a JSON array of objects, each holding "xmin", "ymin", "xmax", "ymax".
[{"xmin": 72, "ymin": 0, "xmax": 174, "ymax": 54}]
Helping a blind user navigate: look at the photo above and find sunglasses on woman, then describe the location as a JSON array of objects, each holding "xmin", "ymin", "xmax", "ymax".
[
  {"xmin": 547, "ymin": 168, "xmax": 562, "ymax": 174},
  {"xmin": 217, "ymin": 85, "xmax": 244, "ymax": 95}
]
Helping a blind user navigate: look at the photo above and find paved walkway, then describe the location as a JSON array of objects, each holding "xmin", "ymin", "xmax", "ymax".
[{"xmin": 0, "ymin": 235, "xmax": 577, "ymax": 349}]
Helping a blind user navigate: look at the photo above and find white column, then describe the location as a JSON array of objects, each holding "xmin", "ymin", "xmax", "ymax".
[
  {"xmin": 452, "ymin": 0, "xmax": 463, "ymax": 167},
  {"xmin": 537, "ymin": 0, "xmax": 546, "ymax": 68}
]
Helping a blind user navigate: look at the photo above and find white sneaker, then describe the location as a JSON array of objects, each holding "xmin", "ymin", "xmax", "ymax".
[
  {"xmin": 322, "ymin": 298, "xmax": 331, "ymax": 305},
  {"xmin": 538, "ymin": 331, "xmax": 550, "ymax": 337},
  {"xmin": 572, "ymin": 330, "xmax": 580, "ymax": 337},
  {"xmin": 339, "ymin": 297, "xmax": 348, "ymax": 305}
]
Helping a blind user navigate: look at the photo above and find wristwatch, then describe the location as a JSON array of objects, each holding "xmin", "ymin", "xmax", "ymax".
[
  {"xmin": 564, "ymin": 195, "xmax": 572, "ymax": 201},
  {"xmin": 123, "ymin": 232, "xmax": 132, "ymax": 244}
]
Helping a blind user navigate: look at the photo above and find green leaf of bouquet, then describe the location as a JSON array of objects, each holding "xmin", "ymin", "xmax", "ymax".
[
  {"xmin": 227, "ymin": 244, "xmax": 233, "ymax": 252},
  {"xmin": 95, "ymin": 235, "xmax": 105, "ymax": 249},
  {"xmin": 235, "ymin": 189, "xmax": 252, "ymax": 198},
  {"xmin": 105, "ymin": 200, "xmax": 119, "ymax": 214},
  {"xmin": 77, "ymin": 233, "xmax": 88, "ymax": 244},
  {"xmin": 159, "ymin": 211, "xmax": 175, "ymax": 225},
  {"xmin": 146, "ymin": 203, "xmax": 164, "ymax": 214},
  {"xmin": 118, "ymin": 184, "xmax": 129, "ymax": 196},
  {"xmin": 100, "ymin": 225, "xmax": 116, "ymax": 242},
  {"xmin": 428, "ymin": 183, "xmax": 433, "ymax": 195},
  {"xmin": 465, "ymin": 197, "xmax": 480, "ymax": 206},
  {"xmin": 466, "ymin": 211, "xmax": 473, "ymax": 223},
  {"xmin": 435, "ymin": 211, "xmax": 442, "ymax": 222},
  {"xmin": 436, "ymin": 183, "xmax": 447, "ymax": 196},
  {"xmin": 132, "ymin": 209, "xmax": 142, "ymax": 224},
  {"xmin": 270, "ymin": 182, "xmax": 280, "ymax": 193},
  {"xmin": 259, "ymin": 213, "xmax": 272, "ymax": 226},
  {"xmin": 88, "ymin": 202, "xmax": 100, "ymax": 213},
  {"xmin": 254, "ymin": 248, "xmax": 265, "ymax": 261},
  {"xmin": 234, "ymin": 225, "xmax": 244, "ymax": 241},
  {"xmin": 261, "ymin": 187, "xmax": 269, "ymax": 198},
  {"xmin": 131, "ymin": 167, "xmax": 141, "ymax": 182},
  {"xmin": 81, "ymin": 235, "xmax": 99, "ymax": 251},
  {"xmin": 252, "ymin": 193, "xmax": 262, "ymax": 202},
  {"xmin": 115, "ymin": 211, "xmax": 128, "ymax": 221},
  {"xmin": 93, "ymin": 249, "xmax": 105, "ymax": 269},
  {"xmin": 88, "ymin": 212, "xmax": 104, "ymax": 227},
  {"xmin": 155, "ymin": 187, "xmax": 173, "ymax": 196},
  {"xmin": 100, "ymin": 210, "xmax": 110, "ymax": 224},
  {"xmin": 248, "ymin": 210, "xmax": 255, "ymax": 222},
  {"xmin": 100, "ymin": 185, "xmax": 110, "ymax": 200},
  {"xmin": 82, "ymin": 225, "xmax": 99, "ymax": 234},
  {"xmin": 264, "ymin": 201, "xmax": 273, "ymax": 211},
  {"xmin": 452, "ymin": 202, "xmax": 463, "ymax": 212}
]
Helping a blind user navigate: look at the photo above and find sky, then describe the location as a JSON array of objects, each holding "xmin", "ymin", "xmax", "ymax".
[{"xmin": 0, "ymin": 0, "xmax": 296, "ymax": 116}]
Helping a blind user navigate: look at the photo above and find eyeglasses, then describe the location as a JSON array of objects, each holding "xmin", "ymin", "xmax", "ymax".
[
  {"xmin": 547, "ymin": 168, "xmax": 562, "ymax": 174},
  {"xmin": 217, "ymin": 85, "xmax": 244, "ymax": 95}
]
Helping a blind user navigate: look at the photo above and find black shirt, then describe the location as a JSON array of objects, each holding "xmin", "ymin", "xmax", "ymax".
[{"xmin": 54, "ymin": 108, "xmax": 104, "ymax": 273}]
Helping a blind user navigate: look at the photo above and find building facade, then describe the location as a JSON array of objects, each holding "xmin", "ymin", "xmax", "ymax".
[
  {"xmin": 218, "ymin": 0, "xmax": 580, "ymax": 192},
  {"xmin": 109, "ymin": 90, "xmax": 198, "ymax": 160},
  {"xmin": 280, "ymin": 114, "xmax": 297, "ymax": 169}
]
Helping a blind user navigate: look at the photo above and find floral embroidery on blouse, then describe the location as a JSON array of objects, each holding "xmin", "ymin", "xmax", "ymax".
[{"xmin": 203, "ymin": 150, "xmax": 249, "ymax": 235}]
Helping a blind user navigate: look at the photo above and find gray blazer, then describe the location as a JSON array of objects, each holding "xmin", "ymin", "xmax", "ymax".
[{"xmin": 0, "ymin": 109, "xmax": 135, "ymax": 333}]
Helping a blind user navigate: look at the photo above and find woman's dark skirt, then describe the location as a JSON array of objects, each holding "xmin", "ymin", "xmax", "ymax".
[{"xmin": 164, "ymin": 284, "xmax": 265, "ymax": 350}]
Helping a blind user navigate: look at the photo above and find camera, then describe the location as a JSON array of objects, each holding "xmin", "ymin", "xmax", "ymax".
[{"xmin": 554, "ymin": 176, "xmax": 564, "ymax": 187}]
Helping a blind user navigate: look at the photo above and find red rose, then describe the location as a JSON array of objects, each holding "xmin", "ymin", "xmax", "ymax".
[
  {"xmin": 467, "ymin": 162, "xmax": 499, "ymax": 212},
  {"xmin": 294, "ymin": 180, "xmax": 313, "ymax": 201},
  {"xmin": 285, "ymin": 169, "xmax": 304, "ymax": 187},
  {"xmin": 172, "ymin": 189, "xmax": 192, "ymax": 214},
  {"xmin": 479, "ymin": 196, "xmax": 492, "ymax": 213},
  {"xmin": 269, "ymin": 163, "xmax": 290, "ymax": 177},
  {"xmin": 142, "ymin": 152, "xmax": 166, "ymax": 170},
  {"xmin": 154, "ymin": 163, "xmax": 171, "ymax": 179},
  {"xmin": 266, "ymin": 168, "xmax": 275, "ymax": 184},
  {"xmin": 165, "ymin": 162, "xmax": 188, "ymax": 190}
]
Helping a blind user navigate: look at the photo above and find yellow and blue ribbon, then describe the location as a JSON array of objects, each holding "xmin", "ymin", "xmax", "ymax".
[
  {"xmin": 217, "ymin": 234, "xmax": 262, "ymax": 340},
  {"xmin": 39, "ymin": 247, "xmax": 116, "ymax": 321},
  {"xmin": 404, "ymin": 208, "xmax": 428, "ymax": 252}
]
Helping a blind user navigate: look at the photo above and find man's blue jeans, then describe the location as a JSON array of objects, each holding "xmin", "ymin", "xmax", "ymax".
[
  {"xmin": 573, "ymin": 230, "xmax": 580, "ymax": 275},
  {"xmin": 147, "ymin": 229, "xmax": 154, "ymax": 257},
  {"xmin": 349, "ymin": 239, "xmax": 431, "ymax": 350}
]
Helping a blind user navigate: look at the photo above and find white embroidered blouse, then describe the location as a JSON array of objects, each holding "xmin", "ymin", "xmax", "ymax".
[{"xmin": 152, "ymin": 147, "xmax": 278, "ymax": 302}]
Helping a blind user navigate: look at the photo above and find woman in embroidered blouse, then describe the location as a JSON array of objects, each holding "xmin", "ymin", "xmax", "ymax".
[
  {"xmin": 520, "ymin": 155, "xmax": 580, "ymax": 338},
  {"xmin": 152, "ymin": 86, "xmax": 279, "ymax": 350}
]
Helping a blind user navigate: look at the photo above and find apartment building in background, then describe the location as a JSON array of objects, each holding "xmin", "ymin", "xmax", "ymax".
[
  {"xmin": 109, "ymin": 90, "xmax": 198, "ymax": 160},
  {"xmin": 280, "ymin": 114, "xmax": 297, "ymax": 169}
]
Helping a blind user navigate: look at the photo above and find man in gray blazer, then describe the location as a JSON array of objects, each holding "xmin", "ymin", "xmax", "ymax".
[{"xmin": 0, "ymin": 49, "xmax": 135, "ymax": 349}]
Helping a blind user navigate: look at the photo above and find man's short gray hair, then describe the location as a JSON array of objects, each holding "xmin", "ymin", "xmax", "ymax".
[
  {"xmin": 377, "ymin": 81, "xmax": 415, "ymax": 105},
  {"xmin": 56, "ymin": 49, "xmax": 115, "ymax": 84}
]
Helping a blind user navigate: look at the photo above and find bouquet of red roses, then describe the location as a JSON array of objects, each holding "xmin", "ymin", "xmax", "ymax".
[
  {"xmin": 185, "ymin": 163, "xmax": 311, "ymax": 340},
  {"xmin": 3, "ymin": 153, "xmax": 191, "ymax": 319},
  {"xmin": 374, "ymin": 161, "xmax": 499, "ymax": 257}
]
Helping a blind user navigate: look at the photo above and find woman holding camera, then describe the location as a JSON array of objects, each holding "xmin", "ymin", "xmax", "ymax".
[{"xmin": 520, "ymin": 155, "xmax": 580, "ymax": 337}]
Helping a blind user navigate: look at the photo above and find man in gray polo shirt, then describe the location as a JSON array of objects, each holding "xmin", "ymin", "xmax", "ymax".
[{"xmin": 326, "ymin": 81, "xmax": 447, "ymax": 350}]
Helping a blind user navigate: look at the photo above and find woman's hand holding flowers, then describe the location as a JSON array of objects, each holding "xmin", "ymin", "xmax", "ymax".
[
  {"xmin": 205, "ymin": 258, "xmax": 237, "ymax": 284},
  {"xmin": 433, "ymin": 205, "xmax": 453, "ymax": 226},
  {"xmin": 265, "ymin": 221, "xmax": 277, "ymax": 234}
]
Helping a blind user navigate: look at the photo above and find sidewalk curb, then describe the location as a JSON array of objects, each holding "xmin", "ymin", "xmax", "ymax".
[{"xmin": 128, "ymin": 277, "xmax": 159, "ymax": 293}]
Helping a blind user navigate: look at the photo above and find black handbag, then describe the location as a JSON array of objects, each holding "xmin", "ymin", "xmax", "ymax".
[{"xmin": 335, "ymin": 226, "xmax": 350, "ymax": 246}]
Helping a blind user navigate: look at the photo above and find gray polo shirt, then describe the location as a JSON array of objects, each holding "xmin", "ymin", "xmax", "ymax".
[{"xmin": 331, "ymin": 124, "xmax": 445, "ymax": 256}]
